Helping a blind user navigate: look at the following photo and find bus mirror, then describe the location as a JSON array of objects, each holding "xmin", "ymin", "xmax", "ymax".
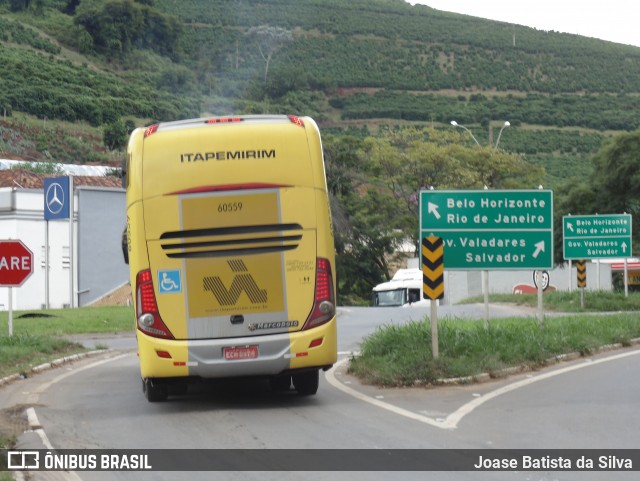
[
  {"xmin": 121, "ymin": 158, "xmax": 127, "ymax": 189},
  {"xmin": 122, "ymin": 226, "xmax": 129, "ymax": 264}
]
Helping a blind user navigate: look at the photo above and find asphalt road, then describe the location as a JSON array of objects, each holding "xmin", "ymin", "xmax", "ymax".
[{"xmin": 2, "ymin": 305, "xmax": 639, "ymax": 481}]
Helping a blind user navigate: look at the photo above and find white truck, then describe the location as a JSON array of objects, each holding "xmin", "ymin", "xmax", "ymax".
[{"xmin": 371, "ymin": 268, "xmax": 430, "ymax": 307}]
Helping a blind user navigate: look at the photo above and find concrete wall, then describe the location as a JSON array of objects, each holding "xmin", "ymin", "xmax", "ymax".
[{"xmin": 77, "ymin": 187, "xmax": 129, "ymax": 306}]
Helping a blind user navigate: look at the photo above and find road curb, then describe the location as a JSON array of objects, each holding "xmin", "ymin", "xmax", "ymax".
[
  {"xmin": 430, "ymin": 336, "xmax": 640, "ymax": 386},
  {"xmin": 0, "ymin": 349, "xmax": 113, "ymax": 388}
]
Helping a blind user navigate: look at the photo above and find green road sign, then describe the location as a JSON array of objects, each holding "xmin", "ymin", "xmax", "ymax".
[
  {"xmin": 562, "ymin": 214, "xmax": 632, "ymax": 260},
  {"xmin": 420, "ymin": 190, "xmax": 554, "ymax": 270}
]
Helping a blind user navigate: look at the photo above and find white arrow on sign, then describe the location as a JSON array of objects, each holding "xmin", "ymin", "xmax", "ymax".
[
  {"xmin": 532, "ymin": 241, "xmax": 545, "ymax": 259},
  {"xmin": 567, "ymin": 222, "xmax": 574, "ymax": 232},
  {"xmin": 428, "ymin": 202, "xmax": 441, "ymax": 220},
  {"xmin": 622, "ymin": 242, "xmax": 628, "ymax": 253}
]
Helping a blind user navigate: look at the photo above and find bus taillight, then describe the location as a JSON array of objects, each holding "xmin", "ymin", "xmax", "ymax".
[
  {"xmin": 135, "ymin": 270, "xmax": 174, "ymax": 339},
  {"xmin": 303, "ymin": 258, "xmax": 335, "ymax": 330},
  {"xmin": 288, "ymin": 115, "xmax": 305, "ymax": 127},
  {"xmin": 144, "ymin": 124, "xmax": 159, "ymax": 138}
]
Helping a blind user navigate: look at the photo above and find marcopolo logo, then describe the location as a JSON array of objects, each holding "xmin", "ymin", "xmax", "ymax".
[{"xmin": 203, "ymin": 260, "xmax": 267, "ymax": 306}]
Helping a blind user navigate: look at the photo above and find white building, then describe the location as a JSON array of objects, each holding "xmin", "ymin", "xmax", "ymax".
[{"xmin": 0, "ymin": 169, "xmax": 127, "ymax": 310}]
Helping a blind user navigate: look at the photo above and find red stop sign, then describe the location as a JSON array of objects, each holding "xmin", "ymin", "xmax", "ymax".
[{"xmin": 0, "ymin": 240, "xmax": 34, "ymax": 287}]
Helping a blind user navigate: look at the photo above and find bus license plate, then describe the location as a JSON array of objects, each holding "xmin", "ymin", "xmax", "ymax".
[{"xmin": 224, "ymin": 346, "xmax": 258, "ymax": 361}]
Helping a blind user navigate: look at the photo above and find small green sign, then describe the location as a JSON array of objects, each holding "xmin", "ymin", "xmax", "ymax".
[
  {"xmin": 563, "ymin": 214, "xmax": 632, "ymax": 260},
  {"xmin": 420, "ymin": 190, "xmax": 554, "ymax": 270}
]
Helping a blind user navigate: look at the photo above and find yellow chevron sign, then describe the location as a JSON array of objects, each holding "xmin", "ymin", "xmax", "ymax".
[
  {"xmin": 576, "ymin": 260, "xmax": 587, "ymax": 288},
  {"xmin": 422, "ymin": 235, "xmax": 444, "ymax": 300}
]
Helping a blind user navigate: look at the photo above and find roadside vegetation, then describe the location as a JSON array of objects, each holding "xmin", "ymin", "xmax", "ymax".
[
  {"xmin": 0, "ymin": 306, "xmax": 133, "ymax": 379},
  {"xmin": 348, "ymin": 292, "xmax": 640, "ymax": 386},
  {"xmin": 461, "ymin": 290, "xmax": 640, "ymax": 312}
]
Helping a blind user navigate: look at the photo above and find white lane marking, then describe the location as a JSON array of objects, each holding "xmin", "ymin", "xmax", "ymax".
[
  {"xmin": 24, "ymin": 353, "xmax": 131, "ymax": 481},
  {"xmin": 445, "ymin": 348, "xmax": 640, "ymax": 429},
  {"xmin": 325, "ymin": 358, "xmax": 447, "ymax": 429},
  {"xmin": 26, "ymin": 407, "xmax": 55, "ymax": 450},
  {"xmin": 325, "ymin": 348, "xmax": 640, "ymax": 430}
]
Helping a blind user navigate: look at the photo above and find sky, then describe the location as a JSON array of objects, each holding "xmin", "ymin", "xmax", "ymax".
[{"xmin": 408, "ymin": 1, "xmax": 640, "ymax": 48}]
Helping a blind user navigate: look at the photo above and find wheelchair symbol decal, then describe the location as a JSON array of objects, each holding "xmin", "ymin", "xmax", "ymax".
[{"xmin": 158, "ymin": 269, "xmax": 182, "ymax": 294}]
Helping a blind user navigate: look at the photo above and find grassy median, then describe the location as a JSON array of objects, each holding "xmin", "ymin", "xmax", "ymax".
[
  {"xmin": 461, "ymin": 290, "xmax": 640, "ymax": 312},
  {"xmin": 0, "ymin": 306, "xmax": 133, "ymax": 379},
  {"xmin": 349, "ymin": 291, "xmax": 640, "ymax": 386}
]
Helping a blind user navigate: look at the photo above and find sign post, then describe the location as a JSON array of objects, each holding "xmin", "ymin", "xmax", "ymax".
[
  {"xmin": 0, "ymin": 240, "xmax": 34, "ymax": 336},
  {"xmin": 576, "ymin": 260, "xmax": 587, "ymax": 309},
  {"xmin": 44, "ymin": 176, "xmax": 73, "ymax": 308},
  {"xmin": 422, "ymin": 236, "xmax": 444, "ymax": 359}
]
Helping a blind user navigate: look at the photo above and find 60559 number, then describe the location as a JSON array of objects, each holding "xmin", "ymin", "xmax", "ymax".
[{"xmin": 218, "ymin": 202, "xmax": 243, "ymax": 213}]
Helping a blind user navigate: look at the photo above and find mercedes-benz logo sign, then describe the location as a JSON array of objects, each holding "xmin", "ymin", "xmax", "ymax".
[{"xmin": 46, "ymin": 182, "xmax": 65, "ymax": 215}]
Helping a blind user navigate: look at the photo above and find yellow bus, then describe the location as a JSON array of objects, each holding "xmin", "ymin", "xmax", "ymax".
[{"xmin": 124, "ymin": 115, "xmax": 337, "ymax": 402}]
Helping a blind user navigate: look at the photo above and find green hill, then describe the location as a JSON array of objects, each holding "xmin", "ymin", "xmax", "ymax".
[
  {"xmin": 2, "ymin": 0, "xmax": 640, "ymax": 301},
  {"xmin": 2, "ymin": 0, "xmax": 638, "ymax": 182}
]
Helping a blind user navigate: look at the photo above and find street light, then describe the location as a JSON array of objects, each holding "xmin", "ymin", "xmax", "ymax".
[
  {"xmin": 450, "ymin": 120, "xmax": 480, "ymax": 146},
  {"xmin": 494, "ymin": 121, "xmax": 511, "ymax": 149},
  {"xmin": 450, "ymin": 120, "xmax": 510, "ymax": 149},
  {"xmin": 449, "ymin": 119, "xmax": 510, "ymax": 326}
]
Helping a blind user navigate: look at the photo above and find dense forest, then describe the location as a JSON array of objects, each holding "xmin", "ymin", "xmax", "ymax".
[{"xmin": 1, "ymin": 0, "xmax": 640, "ymax": 300}]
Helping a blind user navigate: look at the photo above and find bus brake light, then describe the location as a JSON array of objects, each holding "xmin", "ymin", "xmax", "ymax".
[
  {"xmin": 288, "ymin": 116, "xmax": 305, "ymax": 127},
  {"xmin": 144, "ymin": 124, "xmax": 159, "ymax": 138},
  {"xmin": 136, "ymin": 270, "xmax": 174, "ymax": 339},
  {"xmin": 303, "ymin": 258, "xmax": 335, "ymax": 330}
]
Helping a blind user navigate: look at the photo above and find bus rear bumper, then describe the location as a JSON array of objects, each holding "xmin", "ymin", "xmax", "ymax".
[{"xmin": 137, "ymin": 317, "xmax": 337, "ymax": 379}]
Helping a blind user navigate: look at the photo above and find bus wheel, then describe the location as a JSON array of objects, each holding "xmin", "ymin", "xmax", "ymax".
[
  {"xmin": 292, "ymin": 370, "xmax": 319, "ymax": 396},
  {"xmin": 269, "ymin": 374, "xmax": 292, "ymax": 392},
  {"xmin": 142, "ymin": 378, "xmax": 168, "ymax": 402}
]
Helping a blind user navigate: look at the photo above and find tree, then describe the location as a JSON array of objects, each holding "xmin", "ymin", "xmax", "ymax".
[
  {"xmin": 323, "ymin": 127, "xmax": 548, "ymax": 302},
  {"xmin": 103, "ymin": 119, "xmax": 128, "ymax": 151},
  {"xmin": 64, "ymin": 0, "xmax": 81, "ymax": 15},
  {"xmin": 552, "ymin": 179, "xmax": 599, "ymax": 264},
  {"xmin": 565, "ymin": 130, "xmax": 640, "ymax": 258},
  {"xmin": 324, "ymin": 135, "xmax": 398, "ymax": 301},
  {"xmin": 334, "ymin": 186, "xmax": 404, "ymax": 301},
  {"xmin": 246, "ymin": 26, "xmax": 293, "ymax": 83},
  {"xmin": 591, "ymin": 131, "xmax": 640, "ymax": 215},
  {"xmin": 362, "ymin": 127, "xmax": 545, "ymax": 250},
  {"xmin": 75, "ymin": 0, "xmax": 181, "ymax": 58},
  {"xmin": 75, "ymin": 1, "xmax": 143, "ymax": 57},
  {"xmin": 10, "ymin": 0, "xmax": 31, "ymax": 12},
  {"xmin": 324, "ymin": 135, "xmax": 364, "ymax": 197},
  {"xmin": 553, "ymin": 130, "xmax": 640, "ymax": 261}
]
